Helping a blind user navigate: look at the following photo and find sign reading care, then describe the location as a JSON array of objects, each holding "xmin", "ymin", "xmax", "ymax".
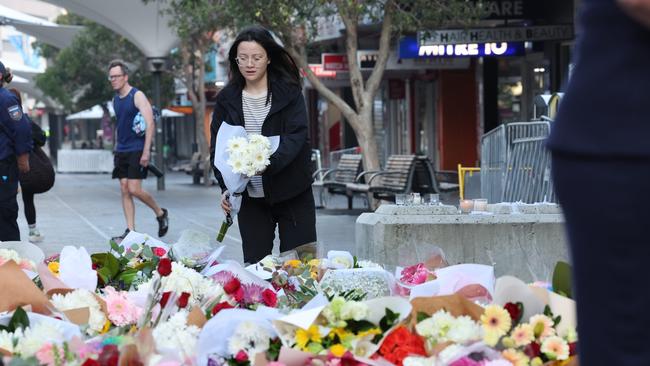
[{"xmin": 419, "ymin": 25, "xmax": 574, "ymax": 45}]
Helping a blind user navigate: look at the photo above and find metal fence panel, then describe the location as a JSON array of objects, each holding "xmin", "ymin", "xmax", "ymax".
[{"xmin": 480, "ymin": 121, "xmax": 555, "ymax": 203}]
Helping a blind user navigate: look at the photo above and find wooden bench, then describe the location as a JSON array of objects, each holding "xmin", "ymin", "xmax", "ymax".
[
  {"xmin": 312, "ymin": 154, "xmax": 363, "ymax": 208},
  {"xmin": 346, "ymin": 155, "xmax": 439, "ymax": 203}
]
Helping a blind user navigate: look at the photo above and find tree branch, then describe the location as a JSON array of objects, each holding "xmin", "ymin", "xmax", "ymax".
[
  {"xmin": 335, "ymin": 0, "xmax": 365, "ymax": 112},
  {"xmin": 365, "ymin": 1, "xmax": 394, "ymax": 101}
]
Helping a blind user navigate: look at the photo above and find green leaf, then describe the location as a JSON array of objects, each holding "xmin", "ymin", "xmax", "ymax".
[
  {"xmin": 9, "ymin": 307, "xmax": 30, "ymax": 332},
  {"xmin": 552, "ymin": 261, "xmax": 572, "ymax": 299},
  {"xmin": 379, "ymin": 308, "xmax": 399, "ymax": 332},
  {"xmin": 130, "ymin": 244, "xmax": 140, "ymax": 252},
  {"xmin": 346, "ymin": 319, "xmax": 376, "ymax": 333},
  {"xmin": 97, "ymin": 267, "xmax": 113, "ymax": 284},
  {"xmin": 117, "ymin": 268, "xmax": 139, "ymax": 286},
  {"xmin": 416, "ymin": 311, "xmax": 429, "ymax": 323},
  {"xmin": 143, "ymin": 245, "xmax": 154, "ymax": 259},
  {"xmin": 110, "ymin": 240, "xmax": 121, "ymax": 254}
]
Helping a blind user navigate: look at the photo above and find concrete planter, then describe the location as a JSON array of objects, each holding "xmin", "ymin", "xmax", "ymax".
[{"xmin": 355, "ymin": 204, "xmax": 569, "ymax": 282}]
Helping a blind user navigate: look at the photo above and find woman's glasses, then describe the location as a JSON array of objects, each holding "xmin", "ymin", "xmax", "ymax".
[{"xmin": 235, "ymin": 55, "xmax": 267, "ymax": 66}]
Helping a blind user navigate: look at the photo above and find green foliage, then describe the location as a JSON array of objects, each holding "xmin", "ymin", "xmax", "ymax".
[
  {"xmin": 416, "ymin": 311, "xmax": 429, "ymax": 323},
  {"xmin": 543, "ymin": 305, "xmax": 562, "ymax": 327},
  {"xmin": 552, "ymin": 261, "xmax": 572, "ymax": 299},
  {"xmin": 34, "ymin": 13, "xmax": 174, "ymax": 112},
  {"xmin": 379, "ymin": 307, "xmax": 400, "ymax": 332},
  {"xmin": 0, "ymin": 307, "xmax": 30, "ymax": 333}
]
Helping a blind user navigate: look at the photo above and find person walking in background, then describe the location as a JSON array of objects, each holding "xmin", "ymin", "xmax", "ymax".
[
  {"xmin": 0, "ymin": 62, "xmax": 32, "ymax": 241},
  {"xmin": 210, "ymin": 26, "xmax": 317, "ymax": 264},
  {"xmin": 9, "ymin": 88, "xmax": 55, "ymax": 243},
  {"xmin": 548, "ymin": 0, "xmax": 650, "ymax": 365},
  {"xmin": 108, "ymin": 59, "xmax": 168, "ymax": 240}
]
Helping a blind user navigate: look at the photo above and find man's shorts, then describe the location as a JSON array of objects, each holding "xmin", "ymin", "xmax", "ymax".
[{"xmin": 112, "ymin": 151, "xmax": 148, "ymax": 180}]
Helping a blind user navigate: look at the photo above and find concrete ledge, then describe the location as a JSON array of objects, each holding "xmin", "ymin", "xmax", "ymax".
[{"xmin": 355, "ymin": 204, "xmax": 569, "ymax": 282}]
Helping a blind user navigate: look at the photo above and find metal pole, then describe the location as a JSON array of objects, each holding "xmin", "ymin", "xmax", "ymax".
[{"xmin": 152, "ymin": 69, "xmax": 165, "ymax": 190}]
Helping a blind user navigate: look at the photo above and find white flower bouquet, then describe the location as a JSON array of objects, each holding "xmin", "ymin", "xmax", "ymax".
[
  {"xmin": 226, "ymin": 134, "xmax": 273, "ymax": 178},
  {"xmin": 213, "ymin": 123, "xmax": 280, "ymax": 242}
]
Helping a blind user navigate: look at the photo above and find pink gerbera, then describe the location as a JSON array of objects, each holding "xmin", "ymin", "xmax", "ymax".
[{"xmin": 104, "ymin": 286, "xmax": 143, "ymax": 326}]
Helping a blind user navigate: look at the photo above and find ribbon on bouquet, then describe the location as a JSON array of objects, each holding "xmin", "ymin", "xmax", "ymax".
[{"xmin": 213, "ymin": 122, "xmax": 280, "ymax": 241}]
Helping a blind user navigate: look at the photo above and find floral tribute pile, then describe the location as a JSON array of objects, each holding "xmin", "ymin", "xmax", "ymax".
[{"xmin": 0, "ymin": 233, "xmax": 577, "ymax": 366}]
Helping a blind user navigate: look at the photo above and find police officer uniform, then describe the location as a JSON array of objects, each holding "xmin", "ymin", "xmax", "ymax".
[{"xmin": 0, "ymin": 61, "xmax": 33, "ymax": 241}]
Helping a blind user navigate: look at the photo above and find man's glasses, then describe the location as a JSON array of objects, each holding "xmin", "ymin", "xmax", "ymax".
[
  {"xmin": 235, "ymin": 56, "xmax": 267, "ymax": 66},
  {"xmin": 108, "ymin": 74, "xmax": 124, "ymax": 81}
]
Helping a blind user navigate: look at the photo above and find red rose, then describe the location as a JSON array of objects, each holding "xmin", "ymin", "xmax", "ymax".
[
  {"xmin": 262, "ymin": 289, "xmax": 278, "ymax": 307},
  {"xmin": 233, "ymin": 287, "xmax": 245, "ymax": 303},
  {"xmin": 524, "ymin": 342, "xmax": 541, "ymax": 358},
  {"xmin": 92, "ymin": 263, "xmax": 99, "ymax": 270},
  {"xmin": 97, "ymin": 344, "xmax": 119, "ymax": 366},
  {"xmin": 211, "ymin": 301, "xmax": 234, "ymax": 316},
  {"xmin": 177, "ymin": 292, "xmax": 191, "ymax": 309},
  {"xmin": 504, "ymin": 302, "xmax": 523, "ymax": 324},
  {"xmin": 223, "ymin": 277, "xmax": 241, "ymax": 294},
  {"xmin": 82, "ymin": 360, "xmax": 100, "ymax": 366},
  {"xmin": 235, "ymin": 350, "xmax": 248, "ymax": 363},
  {"xmin": 152, "ymin": 247, "xmax": 167, "ymax": 257},
  {"xmin": 569, "ymin": 342, "xmax": 578, "ymax": 356},
  {"xmin": 157, "ymin": 258, "xmax": 172, "ymax": 276},
  {"xmin": 160, "ymin": 291, "xmax": 172, "ymax": 308}
]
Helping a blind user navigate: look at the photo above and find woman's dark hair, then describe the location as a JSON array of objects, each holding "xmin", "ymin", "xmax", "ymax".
[{"xmin": 228, "ymin": 26, "xmax": 302, "ymax": 102}]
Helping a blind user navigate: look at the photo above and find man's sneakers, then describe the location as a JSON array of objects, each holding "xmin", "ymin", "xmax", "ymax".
[
  {"xmin": 157, "ymin": 208, "xmax": 169, "ymax": 237},
  {"xmin": 111, "ymin": 228, "xmax": 131, "ymax": 244},
  {"xmin": 28, "ymin": 227, "xmax": 44, "ymax": 243}
]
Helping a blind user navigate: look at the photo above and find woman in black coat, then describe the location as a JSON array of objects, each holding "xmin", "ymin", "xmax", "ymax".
[
  {"xmin": 209, "ymin": 26, "xmax": 316, "ymax": 264},
  {"xmin": 548, "ymin": 0, "xmax": 650, "ymax": 364}
]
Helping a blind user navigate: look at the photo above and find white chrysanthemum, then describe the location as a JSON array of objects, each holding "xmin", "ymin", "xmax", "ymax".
[
  {"xmin": 357, "ymin": 260, "xmax": 382, "ymax": 269},
  {"xmin": 51, "ymin": 289, "xmax": 106, "ymax": 335},
  {"xmin": 248, "ymin": 134, "xmax": 271, "ymax": 150},
  {"xmin": 153, "ymin": 310, "xmax": 200, "ymax": 356},
  {"xmin": 226, "ymin": 137, "xmax": 248, "ymax": 154},
  {"xmin": 340, "ymin": 301, "xmax": 369, "ymax": 321},
  {"xmin": 447, "ymin": 315, "xmax": 482, "ymax": 344},
  {"xmin": 0, "ymin": 248, "xmax": 35, "ymax": 270},
  {"xmin": 145, "ymin": 262, "xmax": 223, "ymax": 307},
  {"xmin": 228, "ymin": 156, "xmax": 246, "ymax": 175},
  {"xmin": 15, "ymin": 322, "xmax": 64, "ymax": 357},
  {"xmin": 416, "ymin": 309, "xmax": 456, "ymax": 342},
  {"xmin": 0, "ymin": 329, "xmax": 15, "ymax": 353}
]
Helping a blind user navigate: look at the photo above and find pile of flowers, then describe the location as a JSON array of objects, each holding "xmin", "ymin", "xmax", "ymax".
[
  {"xmin": 226, "ymin": 134, "xmax": 273, "ymax": 178},
  {"xmin": 0, "ymin": 248, "xmax": 36, "ymax": 271},
  {"xmin": 0, "ymin": 240, "xmax": 578, "ymax": 366}
]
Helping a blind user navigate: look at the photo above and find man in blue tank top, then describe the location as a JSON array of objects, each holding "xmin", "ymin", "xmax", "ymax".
[{"xmin": 108, "ymin": 59, "xmax": 168, "ymax": 240}]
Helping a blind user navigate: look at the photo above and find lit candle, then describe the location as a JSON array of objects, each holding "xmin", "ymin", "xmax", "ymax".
[{"xmin": 460, "ymin": 199, "xmax": 474, "ymax": 213}]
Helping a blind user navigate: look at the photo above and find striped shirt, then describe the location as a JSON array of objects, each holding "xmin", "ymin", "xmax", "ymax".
[{"xmin": 242, "ymin": 90, "xmax": 271, "ymax": 198}]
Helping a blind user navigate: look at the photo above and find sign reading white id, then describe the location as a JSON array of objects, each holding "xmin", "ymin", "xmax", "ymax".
[{"xmin": 419, "ymin": 25, "xmax": 574, "ymax": 45}]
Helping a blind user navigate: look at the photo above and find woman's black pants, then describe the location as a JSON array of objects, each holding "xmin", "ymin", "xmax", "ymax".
[
  {"xmin": 237, "ymin": 187, "xmax": 317, "ymax": 264},
  {"xmin": 552, "ymin": 152, "xmax": 650, "ymax": 366}
]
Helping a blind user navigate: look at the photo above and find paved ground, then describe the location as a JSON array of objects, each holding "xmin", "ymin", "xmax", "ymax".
[
  {"xmin": 13, "ymin": 172, "xmax": 359, "ymax": 261},
  {"xmin": 13, "ymin": 171, "xmax": 460, "ymax": 262}
]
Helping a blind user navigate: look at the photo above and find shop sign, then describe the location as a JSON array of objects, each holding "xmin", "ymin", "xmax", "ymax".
[
  {"xmin": 305, "ymin": 64, "xmax": 337, "ymax": 79},
  {"xmin": 419, "ymin": 25, "xmax": 574, "ymax": 45},
  {"xmin": 357, "ymin": 50, "xmax": 379, "ymax": 70},
  {"xmin": 400, "ymin": 36, "xmax": 523, "ymax": 58},
  {"xmin": 480, "ymin": 0, "xmax": 527, "ymax": 20},
  {"xmin": 322, "ymin": 53, "xmax": 348, "ymax": 71}
]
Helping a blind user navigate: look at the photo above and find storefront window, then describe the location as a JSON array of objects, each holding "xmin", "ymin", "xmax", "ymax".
[{"xmin": 497, "ymin": 56, "xmax": 551, "ymax": 123}]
